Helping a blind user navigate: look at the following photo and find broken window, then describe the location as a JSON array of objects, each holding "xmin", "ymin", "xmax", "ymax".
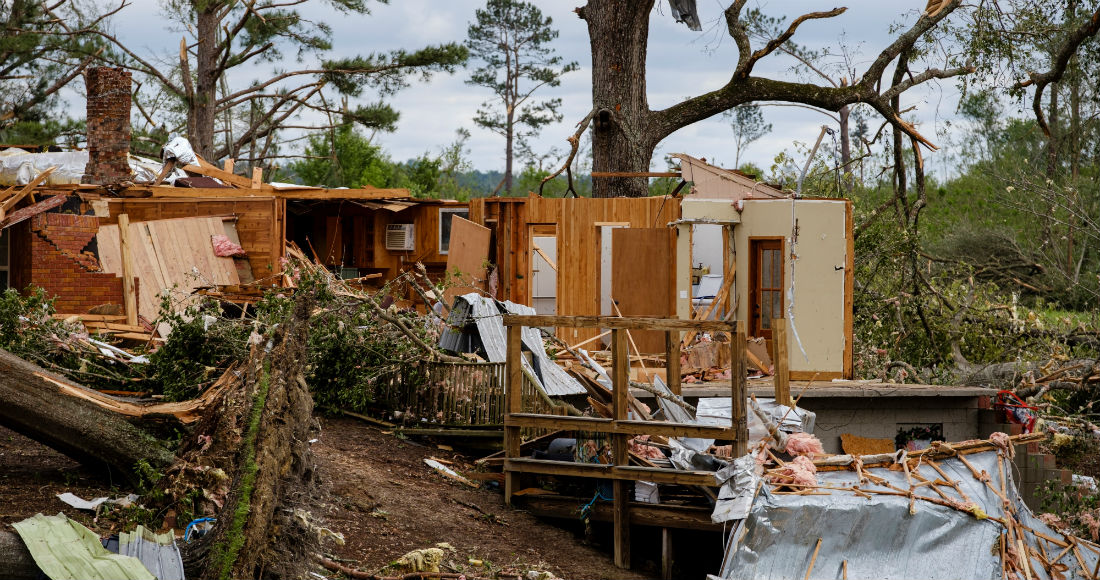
[{"xmin": 438, "ymin": 208, "xmax": 469, "ymax": 254}]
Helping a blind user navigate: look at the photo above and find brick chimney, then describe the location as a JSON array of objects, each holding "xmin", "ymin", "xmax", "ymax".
[{"xmin": 82, "ymin": 67, "xmax": 132, "ymax": 185}]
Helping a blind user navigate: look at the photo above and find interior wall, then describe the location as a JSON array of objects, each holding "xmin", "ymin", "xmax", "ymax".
[
  {"xmin": 734, "ymin": 199, "xmax": 851, "ymax": 377},
  {"xmin": 471, "ymin": 196, "xmax": 681, "ymax": 344}
]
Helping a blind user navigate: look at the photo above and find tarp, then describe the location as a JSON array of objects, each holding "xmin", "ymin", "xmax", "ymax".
[
  {"xmin": 438, "ymin": 294, "xmax": 585, "ymax": 396},
  {"xmin": 0, "ymin": 149, "xmax": 185, "ymax": 186},
  {"xmin": 12, "ymin": 513, "xmax": 154, "ymax": 580},
  {"xmin": 711, "ymin": 449, "xmax": 1100, "ymax": 580}
]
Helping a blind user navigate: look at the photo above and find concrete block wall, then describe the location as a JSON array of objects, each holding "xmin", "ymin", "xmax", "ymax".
[
  {"xmin": 799, "ymin": 395, "xmax": 984, "ymax": 454},
  {"xmin": 28, "ymin": 213, "xmax": 125, "ymax": 313},
  {"xmin": 978, "ymin": 408, "xmax": 1072, "ymax": 512},
  {"xmin": 82, "ymin": 67, "xmax": 132, "ymax": 185}
]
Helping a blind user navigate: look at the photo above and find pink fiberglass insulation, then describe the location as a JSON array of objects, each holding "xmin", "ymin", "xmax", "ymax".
[
  {"xmin": 629, "ymin": 435, "xmax": 665, "ymax": 460},
  {"xmin": 212, "ymin": 234, "xmax": 245, "ymax": 257},
  {"xmin": 785, "ymin": 432, "xmax": 825, "ymax": 458},
  {"xmin": 769, "ymin": 455, "xmax": 818, "ymax": 487}
]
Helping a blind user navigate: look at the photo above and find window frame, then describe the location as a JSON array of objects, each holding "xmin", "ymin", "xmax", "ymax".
[{"xmin": 438, "ymin": 207, "xmax": 470, "ymax": 255}]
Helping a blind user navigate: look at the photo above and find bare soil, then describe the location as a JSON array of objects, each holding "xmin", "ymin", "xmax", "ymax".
[{"xmin": 0, "ymin": 418, "xmax": 652, "ymax": 579}]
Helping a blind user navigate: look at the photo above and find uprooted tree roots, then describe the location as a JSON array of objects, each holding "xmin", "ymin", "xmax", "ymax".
[{"xmin": 173, "ymin": 290, "xmax": 323, "ymax": 579}]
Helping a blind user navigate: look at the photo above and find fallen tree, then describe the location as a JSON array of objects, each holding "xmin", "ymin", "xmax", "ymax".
[{"xmin": 0, "ymin": 347, "xmax": 176, "ymax": 484}]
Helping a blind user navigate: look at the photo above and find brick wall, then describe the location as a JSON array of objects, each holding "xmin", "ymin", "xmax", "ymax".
[
  {"xmin": 27, "ymin": 213, "xmax": 124, "ymax": 314},
  {"xmin": 82, "ymin": 67, "xmax": 132, "ymax": 185}
]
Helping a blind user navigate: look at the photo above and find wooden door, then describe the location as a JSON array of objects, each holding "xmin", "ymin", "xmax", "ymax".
[
  {"xmin": 749, "ymin": 238, "xmax": 784, "ymax": 342},
  {"xmin": 612, "ymin": 228, "xmax": 674, "ymax": 353}
]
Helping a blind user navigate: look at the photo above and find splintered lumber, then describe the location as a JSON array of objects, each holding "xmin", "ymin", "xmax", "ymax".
[{"xmin": 0, "ymin": 347, "xmax": 176, "ymax": 483}]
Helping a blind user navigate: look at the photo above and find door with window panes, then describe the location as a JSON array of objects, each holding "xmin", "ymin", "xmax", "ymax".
[{"xmin": 749, "ymin": 238, "xmax": 783, "ymax": 346}]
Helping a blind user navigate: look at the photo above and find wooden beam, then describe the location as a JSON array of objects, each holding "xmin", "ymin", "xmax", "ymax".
[
  {"xmin": 774, "ymin": 318, "xmax": 791, "ymax": 406},
  {"xmin": 0, "ymin": 166, "xmax": 56, "ymax": 214},
  {"xmin": 591, "ymin": 171, "xmax": 680, "ymax": 178},
  {"xmin": 117, "ymin": 213, "xmax": 138, "ymax": 326},
  {"xmin": 504, "ymin": 323, "xmax": 523, "ymax": 505},
  {"xmin": 223, "ymin": 158, "xmax": 234, "ymax": 173},
  {"xmin": 516, "ymin": 495, "xmax": 722, "ymax": 531},
  {"xmin": 145, "ymin": 186, "xmax": 410, "ymax": 200},
  {"xmin": 250, "ymin": 166, "xmax": 262, "ymax": 189},
  {"xmin": 504, "ymin": 414, "xmax": 738, "ymax": 439},
  {"xmin": 611, "ymin": 328, "xmax": 631, "ymax": 569},
  {"xmin": 502, "ymin": 314, "xmax": 735, "ymax": 333},
  {"xmin": 181, "ymin": 163, "xmax": 261, "ymax": 189},
  {"xmin": 665, "ymin": 330, "xmax": 681, "ymax": 395},
  {"xmin": 504, "ymin": 459, "xmax": 719, "ymax": 487},
  {"xmin": 531, "ymin": 241, "xmax": 557, "ymax": 272},
  {"xmin": 732, "ymin": 320, "xmax": 748, "ymax": 457}
]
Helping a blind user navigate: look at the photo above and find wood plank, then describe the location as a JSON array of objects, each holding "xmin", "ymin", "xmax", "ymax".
[
  {"xmin": 774, "ymin": 317, "xmax": 791, "ymax": 406},
  {"xmin": 516, "ymin": 495, "xmax": 721, "ymax": 532},
  {"xmin": 504, "ymin": 324, "xmax": 523, "ymax": 505},
  {"xmin": 0, "ymin": 194, "xmax": 67, "ymax": 229},
  {"xmin": 591, "ymin": 171, "xmax": 680, "ymax": 178},
  {"xmin": 146, "ymin": 186, "xmax": 408, "ymax": 200},
  {"xmin": 612, "ymin": 228, "xmax": 674, "ymax": 352},
  {"xmin": 0, "ymin": 166, "xmax": 56, "ymax": 214},
  {"xmin": 665, "ymin": 330, "xmax": 681, "ymax": 395},
  {"xmin": 504, "ymin": 414, "xmax": 737, "ymax": 439},
  {"xmin": 502, "ymin": 314, "xmax": 734, "ymax": 332},
  {"xmin": 117, "ymin": 214, "xmax": 137, "ymax": 325},
  {"xmin": 843, "ymin": 199, "xmax": 855, "ymax": 379},
  {"xmin": 504, "ymin": 459, "xmax": 719, "ymax": 487},
  {"xmin": 180, "ymin": 163, "xmax": 263, "ymax": 189},
  {"xmin": 732, "ymin": 320, "xmax": 749, "ymax": 456},
  {"xmin": 444, "ymin": 216, "xmax": 491, "ymax": 303}
]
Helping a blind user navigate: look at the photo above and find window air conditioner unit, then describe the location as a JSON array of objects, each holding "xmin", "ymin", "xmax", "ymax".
[{"xmin": 385, "ymin": 224, "xmax": 415, "ymax": 251}]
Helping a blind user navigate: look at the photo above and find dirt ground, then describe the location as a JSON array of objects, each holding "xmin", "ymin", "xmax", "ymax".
[{"xmin": 0, "ymin": 418, "xmax": 652, "ymax": 579}]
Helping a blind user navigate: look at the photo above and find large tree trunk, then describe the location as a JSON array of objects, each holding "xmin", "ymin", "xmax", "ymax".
[
  {"xmin": 0, "ymin": 348, "xmax": 175, "ymax": 485},
  {"xmin": 0, "ymin": 530, "xmax": 37, "ymax": 580},
  {"xmin": 183, "ymin": 295, "xmax": 319, "ymax": 579},
  {"xmin": 189, "ymin": 4, "xmax": 221, "ymax": 160},
  {"xmin": 582, "ymin": 0, "xmax": 657, "ymax": 198}
]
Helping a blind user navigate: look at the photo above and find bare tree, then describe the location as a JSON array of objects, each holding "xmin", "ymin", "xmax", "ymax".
[{"xmin": 81, "ymin": 0, "xmax": 467, "ymax": 163}]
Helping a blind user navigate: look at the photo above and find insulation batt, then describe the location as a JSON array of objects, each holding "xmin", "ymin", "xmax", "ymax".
[
  {"xmin": 211, "ymin": 234, "xmax": 245, "ymax": 257},
  {"xmin": 769, "ymin": 455, "xmax": 818, "ymax": 487},
  {"xmin": 785, "ymin": 432, "xmax": 824, "ymax": 458},
  {"xmin": 629, "ymin": 435, "xmax": 665, "ymax": 460}
]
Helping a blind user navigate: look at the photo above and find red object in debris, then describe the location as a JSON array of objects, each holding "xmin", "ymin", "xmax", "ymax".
[
  {"xmin": 994, "ymin": 390, "xmax": 1038, "ymax": 433},
  {"xmin": 211, "ymin": 234, "xmax": 245, "ymax": 257}
]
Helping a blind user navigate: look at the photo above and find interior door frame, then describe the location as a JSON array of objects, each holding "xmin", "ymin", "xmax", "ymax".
[{"xmin": 748, "ymin": 236, "xmax": 785, "ymax": 341}]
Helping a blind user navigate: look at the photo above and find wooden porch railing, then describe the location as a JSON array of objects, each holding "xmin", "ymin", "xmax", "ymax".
[{"xmin": 501, "ymin": 314, "xmax": 750, "ymax": 569}]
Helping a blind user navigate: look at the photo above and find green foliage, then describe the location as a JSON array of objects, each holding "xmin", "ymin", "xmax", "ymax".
[
  {"xmin": 289, "ymin": 123, "xmax": 478, "ymax": 199},
  {"xmin": 146, "ymin": 296, "xmax": 251, "ymax": 402}
]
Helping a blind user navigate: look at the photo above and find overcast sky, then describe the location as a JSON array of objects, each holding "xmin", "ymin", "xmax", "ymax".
[{"xmin": 88, "ymin": 1, "xmax": 975, "ymax": 178}]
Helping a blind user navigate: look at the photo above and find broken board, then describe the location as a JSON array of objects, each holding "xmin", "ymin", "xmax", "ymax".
[{"xmin": 444, "ymin": 216, "xmax": 491, "ymax": 304}]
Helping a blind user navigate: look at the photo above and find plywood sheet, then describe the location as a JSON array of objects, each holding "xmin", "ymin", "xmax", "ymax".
[
  {"xmin": 841, "ymin": 433, "xmax": 896, "ymax": 456},
  {"xmin": 444, "ymin": 216, "xmax": 491, "ymax": 303},
  {"xmin": 97, "ymin": 216, "xmax": 241, "ymax": 324},
  {"xmin": 612, "ymin": 227, "xmax": 675, "ymax": 353}
]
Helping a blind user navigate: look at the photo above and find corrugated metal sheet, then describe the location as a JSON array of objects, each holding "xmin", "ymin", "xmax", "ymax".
[
  {"xmin": 119, "ymin": 525, "xmax": 185, "ymax": 580},
  {"xmin": 12, "ymin": 513, "xmax": 155, "ymax": 580},
  {"xmin": 712, "ymin": 450, "xmax": 1100, "ymax": 580},
  {"xmin": 438, "ymin": 294, "xmax": 584, "ymax": 396}
]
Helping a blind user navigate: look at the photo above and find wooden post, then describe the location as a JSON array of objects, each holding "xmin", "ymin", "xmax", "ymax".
[
  {"xmin": 661, "ymin": 527, "xmax": 674, "ymax": 580},
  {"xmin": 250, "ymin": 166, "xmax": 262, "ymax": 189},
  {"xmin": 731, "ymin": 320, "xmax": 748, "ymax": 457},
  {"xmin": 504, "ymin": 324, "xmax": 523, "ymax": 505},
  {"xmin": 223, "ymin": 158, "xmax": 234, "ymax": 173},
  {"xmin": 117, "ymin": 214, "xmax": 138, "ymax": 326},
  {"xmin": 773, "ymin": 318, "xmax": 791, "ymax": 406},
  {"xmin": 665, "ymin": 330, "xmax": 681, "ymax": 395},
  {"xmin": 611, "ymin": 328, "xmax": 631, "ymax": 569}
]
